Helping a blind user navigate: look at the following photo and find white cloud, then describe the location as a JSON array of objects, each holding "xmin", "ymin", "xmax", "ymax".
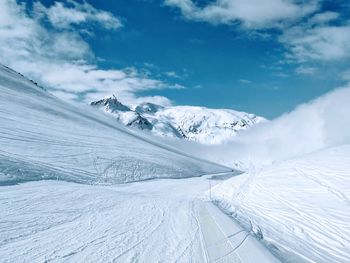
[
  {"xmin": 165, "ymin": 0, "xmax": 319, "ymax": 29},
  {"xmin": 165, "ymin": 0, "xmax": 350, "ymax": 69},
  {"xmin": 295, "ymin": 66, "xmax": 317, "ymax": 75},
  {"xmin": 239, "ymin": 79, "xmax": 252, "ymax": 84},
  {"xmin": 308, "ymin": 11, "xmax": 339, "ymax": 25},
  {"xmin": 0, "ymin": 0, "xmax": 176, "ymax": 106},
  {"xmin": 273, "ymin": 72, "xmax": 289, "ymax": 78},
  {"xmin": 340, "ymin": 69, "xmax": 350, "ymax": 81},
  {"xmin": 281, "ymin": 23, "xmax": 350, "ymax": 62},
  {"xmin": 34, "ymin": 1, "xmax": 122, "ymax": 30},
  {"xmin": 180, "ymin": 85, "xmax": 350, "ymax": 168},
  {"xmin": 165, "ymin": 71, "xmax": 181, "ymax": 78}
]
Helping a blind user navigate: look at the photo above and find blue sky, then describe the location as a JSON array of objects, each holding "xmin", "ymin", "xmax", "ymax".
[
  {"xmin": 1, "ymin": 0, "xmax": 350, "ymax": 118},
  {"xmin": 91, "ymin": 0, "xmax": 349, "ymax": 118}
]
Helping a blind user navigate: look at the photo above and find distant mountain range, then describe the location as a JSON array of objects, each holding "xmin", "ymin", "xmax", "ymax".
[{"xmin": 90, "ymin": 95, "xmax": 266, "ymax": 144}]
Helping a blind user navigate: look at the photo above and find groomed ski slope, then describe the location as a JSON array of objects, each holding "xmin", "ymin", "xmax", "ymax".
[
  {"xmin": 0, "ymin": 175, "xmax": 278, "ymax": 263},
  {"xmin": 0, "ymin": 64, "xmax": 230, "ymax": 185},
  {"xmin": 0, "ymin": 178, "xmax": 210, "ymax": 262},
  {"xmin": 212, "ymin": 145, "xmax": 350, "ymax": 263}
]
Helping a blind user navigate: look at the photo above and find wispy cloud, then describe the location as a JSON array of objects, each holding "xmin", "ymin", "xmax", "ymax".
[
  {"xmin": 308, "ymin": 11, "xmax": 339, "ymax": 24},
  {"xmin": 164, "ymin": 71, "xmax": 182, "ymax": 79},
  {"xmin": 295, "ymin": 66, "xmax": 317, "ymax": 75},
  {"xmin": 164, "ymin": 0, "xmax": 319, "ymax": 29},
  {"xmin": 239, "ymin": 79, "xmax": 252, "ymax": 84},
  {"xmin": 280, "ymin": 18, "xmax": 350, "ymax": 62},
  {"xmin": 34, "ymin": 0, "xmax": 123, "ymax": 30},
  {"xmin": 0, "ymin": 0, "xmax": 177, "ymax": 106},
  {"xmin": 273, "ymin": 72, "xmax": 289, "ymax": 78},
  {"xmin": 340, "ymin": 69, "xmax": 350, "ymax": 81},
  {"xmin": 165, "ymin": 0, "xmax": 350, "ymax": 79}
]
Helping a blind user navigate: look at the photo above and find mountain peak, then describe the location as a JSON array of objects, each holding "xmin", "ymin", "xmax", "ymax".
[{"xmin": 90, "ymin": 95, "xmax": 131, "ymax": 112}]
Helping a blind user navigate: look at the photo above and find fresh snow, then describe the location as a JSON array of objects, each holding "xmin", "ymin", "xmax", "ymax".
[
  {"xmin": 2, "ymin": 61, "xmax": 349, "ymax": 263},
  {"xmin": 212, "ymin": 145, "xmax": 350, "ymax": 263},
  {"xmin": 90, "ymin": 97, "xmax": 265, "ymax": 144},
  {"xmin": 0, "ymin": 64, "xmax": 230, "ymax": 185},
  {"xmin": 0, "ymin": 178, "xmax": 214, "ymax": 262},
  {"xmin": 0, "ymin": 175, "xmax": 280, "ymax": 263},
  {"xmin": 0, "ymin": 64, "xmax": 280, "ymax": 262}
]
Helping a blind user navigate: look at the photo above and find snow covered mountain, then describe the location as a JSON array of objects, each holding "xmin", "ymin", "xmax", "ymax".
[
  {"xmin": 90, "ymin": 96, "xmax": 266, "ymax": 144},
  {"xmin": 0, "ymin": 64, "xmax": 230, "ymax": 185},
  {"xmin": 90, "ymin": 95, "xmax": 153, "ymax": 130}
]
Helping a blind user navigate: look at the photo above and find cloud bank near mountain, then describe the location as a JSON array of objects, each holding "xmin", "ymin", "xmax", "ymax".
[{"xmin": 0, "ymin": 0, "xmax": 180, "ymax": 106}]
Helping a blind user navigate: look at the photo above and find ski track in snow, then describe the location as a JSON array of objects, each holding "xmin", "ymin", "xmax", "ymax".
[
  {"xmin": 0, "ymin": 178, "xmax": 207, "ymax": 263},
  {"xmin": 213, "ymin": 145, "xmax": 350, "ymax": 263},
  {"xmin": 0, "ymin": 175, "xmax": 279, "ymax": 263}
]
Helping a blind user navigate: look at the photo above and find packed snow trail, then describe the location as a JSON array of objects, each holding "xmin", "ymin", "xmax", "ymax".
[
  {"xmin": 195, "ymin": 201, "xmax": 278, "ymax": 263},
  {"xmin": 0, "ymin": 175, "xmax": 278, "ymax": 263}
]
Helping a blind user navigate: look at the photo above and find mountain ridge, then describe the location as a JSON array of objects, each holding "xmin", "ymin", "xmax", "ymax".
[{"xmin": 90, "ymin": 95, "xmax": 266, "ymax": 144}]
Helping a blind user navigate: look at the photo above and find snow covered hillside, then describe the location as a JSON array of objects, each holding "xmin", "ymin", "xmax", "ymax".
[
  {"xmin": 212, "ymin": 145, "xmax": 350, "ymax": 263},
  {"xmin": 0, "ymin": 64, "xmax": 230, "ymax": 185},
  {"xmin": 90, "ymin": 96, "xmax": 265, "ymax": 144},
  {"xmin": 207, "ymin": 86, "xmax": 350, "ymax": 262}
]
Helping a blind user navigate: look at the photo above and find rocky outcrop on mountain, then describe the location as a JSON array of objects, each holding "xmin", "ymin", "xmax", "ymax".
[{"xmin": 90, "ymin": 95, "xmax": 152, "ymax": 131}]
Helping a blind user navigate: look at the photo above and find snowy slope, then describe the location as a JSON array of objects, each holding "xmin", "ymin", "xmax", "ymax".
[
  {"xmin": 0, "ymin": 178, "xmax": 212, "ymax": 262},
  {"xmin": 0, "ymin": 65, "xmax": 230, "ymax": 185},
  {"xmin": 0, "ymin": 65, "xmax": 280, "ymax": 263},
  {"xmin": 0, "ymin": 174, "xmax": 279, "ymax": 263},
  {"xmin": 90, "ymin": 97, "xmax": 265, "ymax": 144},
  {"xmin": 212, "ymin": 145, "xmax": 350, "ymax": 263}
]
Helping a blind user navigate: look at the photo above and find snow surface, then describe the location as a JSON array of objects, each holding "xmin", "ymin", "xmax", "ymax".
[
  {"xmin": 212, "ymin": 145, "xmax": 350, "ymax": 263},
  {"xmin": 0, "ymin": 175, "xmax": 278, "ymax": 263},
  {"xmin": 3, "ymin": 61, "xmax": 349, "ymax": 263},
  {"xmin": 0, "ymin": 178, "xmax": 210, "ymax": 262},
  {"xmin": 90, "ymin": 97, "xmax": 265, "ymax": 144},
  {"xmin": 0, "ymin": 64, "xmax": 281, "ymax": 262},
  {"xmin": 0, "ymin": 64, "xmax": 230, "ymax": 185}
]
